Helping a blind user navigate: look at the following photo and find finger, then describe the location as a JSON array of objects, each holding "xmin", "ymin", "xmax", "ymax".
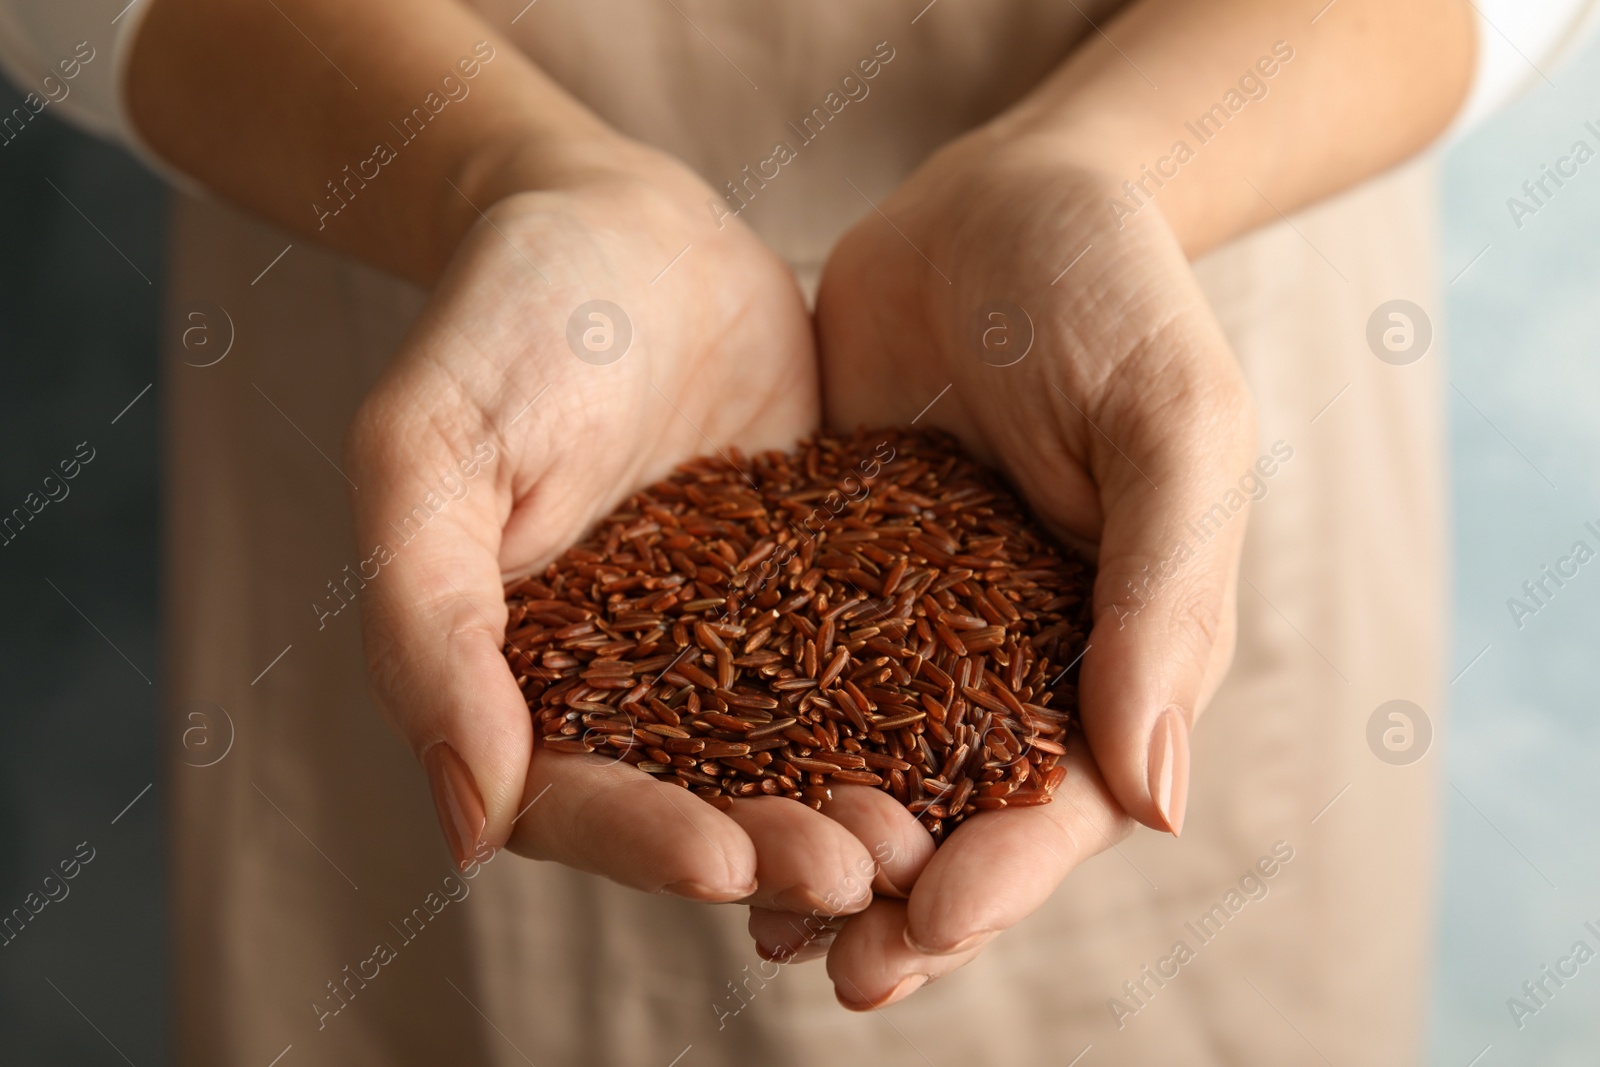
[
  {"xmin": 344, "ymin": 388, "xmax": 539, "ymax": 868},
  {"xmin": 723, "ymin": 796, "xmax": 876, "ymax": 914},
  {"xmin": 818, "ymin": 785, "xmax": 936, "ymax": 896},
  {"xmin": 903, "ymin": 736, "xmax": 1132, "ymax": 955},
  {"xmin": 1077, "ymin": 326, "xmax": 1256, "ymax": 835},
  {"xmin": 342, "ymin": 339, "xmax": 579, "ymax": 871},
  {"xmin": 825, "ymin": 898, "xmax": 987, "ymax": 1011},
  {"xmin": 748, "ymin": 906, "xmax": 841, "ymax": 963},
  {"xmin": 508, "ymin": 750, "xmax": 757, "ymax": 900}
]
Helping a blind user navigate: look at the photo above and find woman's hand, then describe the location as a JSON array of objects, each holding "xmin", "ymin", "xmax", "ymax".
[
  {"xmin": 343, "ymin": 145, "xmax": 887, "ymax": 918},
  {"xmin": 782, "ymin": 131, "xmax": 1258, "ymax": 1006},
  {"xmin": 127, "ymin": 0, "xmax": 1472, "ymax": 1003}
]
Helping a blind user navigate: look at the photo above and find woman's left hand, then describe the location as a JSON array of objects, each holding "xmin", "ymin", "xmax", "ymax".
[{"xmin": 748, "ymin": 130, "xmax": 1259, "ymax": 1007}]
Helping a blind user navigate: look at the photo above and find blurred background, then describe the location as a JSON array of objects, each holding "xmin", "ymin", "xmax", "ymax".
[
  {"xmin": 0, "ymin": 77, "xmax": 167, "ymax": 1062},
  {"xmin": 1, "ymin": 32, "xmax": 1598, "ymax": 1067},
  {"xmin": 1433, "ymin": 31, "xmax": 1600, "ymax": 1067}
]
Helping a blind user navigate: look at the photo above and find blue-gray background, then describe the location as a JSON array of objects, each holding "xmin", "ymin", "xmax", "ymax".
[
  {"xmin": 1, "ymin": 34, "xmax": 1598, "ymax": 1067},
  {"xmin": 0, "ymin": 81, "xmax": 166, "ymax": 1063},
  {"xmin": 1432, "ymin": 34, "xmax": 1600, "ymax": 1067}
]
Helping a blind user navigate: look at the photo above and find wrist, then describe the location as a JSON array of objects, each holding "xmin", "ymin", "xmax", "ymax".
[
  {"xmin": 431, "ymin": 122, "xmax": 654, "ymax": 282},
  {"xmin": 923, "ymin": 122, "xmax": 1190, "ymax": 248},
  {"xmin": 965, "ymin": 112, "xmax": 1214, "ymax": 256}
]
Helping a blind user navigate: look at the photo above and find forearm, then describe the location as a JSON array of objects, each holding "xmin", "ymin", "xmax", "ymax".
[
  {"xmin": 992, "ymin": 0, "xmax": 1476, "ymax": 256},
  {"xmin": 126, "ymin": 0, "xmax": 623, "ymax": 285}
]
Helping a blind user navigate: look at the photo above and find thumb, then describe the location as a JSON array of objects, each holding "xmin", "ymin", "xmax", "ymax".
[
  {"xmin": 346, "ymin": 415, "xmax": 529, "ymax": 870},
  {"xmin": 1073, "ymin": 356, "xmax": 1255, "ymax": 837}
]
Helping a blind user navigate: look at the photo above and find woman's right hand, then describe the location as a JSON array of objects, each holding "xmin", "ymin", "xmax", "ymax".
[{"xmin": 343, "ymin": 144, "xmax": 883, "ymax": 916}]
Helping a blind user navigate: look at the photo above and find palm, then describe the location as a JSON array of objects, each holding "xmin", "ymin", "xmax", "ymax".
[
  {"xmin": 422, "ymin": 168, "xmax": 821, "ymax": 570},
  {"xmin": 789, "ymin": 139, "xmax": 1255, "ymax": 1001},
  {"xmin": 349, "ymin": 156, "xmax": 917, "ymax": 915},
  {"xmin": 817, "ymin": 144, "xmax": 1195, "ymax": 542}
]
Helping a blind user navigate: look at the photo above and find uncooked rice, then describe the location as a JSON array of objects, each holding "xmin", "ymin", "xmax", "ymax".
[{"xmin": 501, "ymin": 427, "xmax": 1094, "ymax": 842}]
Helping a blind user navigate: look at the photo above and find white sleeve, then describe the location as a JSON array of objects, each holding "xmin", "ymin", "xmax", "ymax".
[
  {"xmin": 0, "ymin": 0, "xmax": 193, "ymax": 185},
  {"xmin": 4, "ymin": 1, "xmax": 1600, "ymax": 173},
  {"xmin": 1453, "ymin": 0, "xmax": 1600, "ymax": 132}
]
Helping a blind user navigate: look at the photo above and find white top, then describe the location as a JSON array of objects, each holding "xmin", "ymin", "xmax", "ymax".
[
  {"xmin": 0, "ymin": 0, "xmax": 152, "ymax": 146},
  {"xmin": 1455, "ymin": 0, "xmax": 1600, "ymax": 129},
  {"xmin": 1, "ymin": 0, "xmax": 1596, "ymax": 175}
]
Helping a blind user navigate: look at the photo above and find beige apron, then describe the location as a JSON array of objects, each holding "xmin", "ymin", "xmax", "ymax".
[{"xmin": 164, "ymin": 3, "xmax": 1445, "ymax": 1063}]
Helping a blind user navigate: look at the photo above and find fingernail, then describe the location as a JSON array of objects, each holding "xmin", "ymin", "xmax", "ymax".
[
  {"xmin": 905, "ymin": 926, "xmax": 995, "ymax": 957},
  {"xmin": 756, "ymin": 934, "xmax": 834, "ymax": 964},
  {"xmin": 1148, "ymin": 705, "xmax": 1191, "ymax": 836},
  {"xmin": 878, "ymin": 871, "xmax": 913, "ymax": 899},
  {"xmin": 771, "ymin": 886, "xmax": 829, "ymax": 914},
  {"xmin": 658, "ymin": 879, "xmax": 756, "ymax": 901},
  {"xmin": 423, "ymin": 742, "xmax": 486, "ymax": 871},
  {"xmin": 785, "ymin": 939, "xmax": 833, "ymax": 965},
  {"xmin": 878, "ymin": 973, "xmax": 929, "ymax": 1007},
  {"xmin": 837, "ymin": 973, "xmax": 928, "ymax": 1011}
]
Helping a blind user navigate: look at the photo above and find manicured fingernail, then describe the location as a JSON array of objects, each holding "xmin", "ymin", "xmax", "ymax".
[
  {"xmin": 771, "ymin": 886, "xmax": 829, "ymax": 914},
  {"xmin": 1148, "ymin": 705, "xmax": 1190, "ymax": 836},
  {"xmin": 878, "ymin": 871, "xmax": 913, "ymax": 899},
  {"xmin": 423, "ymin": 742, "xmax": 486, "ymax": 871},
  {"xmin": 879, "ymin": 973, "xmax": 929, "ymax": 1007},
  {"xmin": 658, "ymin": 879, "xmax": 756, "ymax": 901},
  {"xmin": 905, "ymin": 927, "xmax": 995, "ymax": 957},
  {"xmin": 837, "ymin": 973, "xmax": 928, "ymax": 1011},
  {"xmin": 786, "ymin": 939, "xmax": 833, "ymax": 965},
  {"xmin": 756, "ymin": 934, "xmax": 833, "ymax": 964}
]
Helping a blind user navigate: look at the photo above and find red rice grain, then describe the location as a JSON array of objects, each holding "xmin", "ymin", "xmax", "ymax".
[{"xmin": 501, "ymin": 427, "xmax": 1093, "ymax": 843}]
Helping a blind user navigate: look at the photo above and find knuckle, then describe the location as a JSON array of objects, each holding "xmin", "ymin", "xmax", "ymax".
[
  {"xmin": 356, "ymin": 593, "xmax": 508, "ymax": 742},
  {"xmin": 1106, "ymin": 806, "xmax": 1138, "ymax": 847},
  {"xmin": 342, "ymin": 392, "xmax": 397, "ymax": 474},
  {"xmin": 1169, "ymin": 582, "xmax": 1234, "ymax": 677}
]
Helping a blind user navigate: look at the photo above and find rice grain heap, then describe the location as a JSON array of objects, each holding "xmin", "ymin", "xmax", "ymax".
[{"xmin": 502, "ymin": 427, "xmax": 1094, "ymax": 842}]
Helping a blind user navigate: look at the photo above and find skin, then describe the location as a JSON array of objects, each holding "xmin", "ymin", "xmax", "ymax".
[{"xmin": 128, "ymin": 0, "xmax": 1475, "ymax": 1013}]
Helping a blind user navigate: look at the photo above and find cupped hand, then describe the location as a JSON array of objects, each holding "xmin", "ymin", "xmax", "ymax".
[
  {"xmin": 343, "ymin": 145, "xmax": 881, "ymax": 915},
  {"xmin": 779, "ymin": 131, "xmax": 1258, "ymax": 1005}
]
